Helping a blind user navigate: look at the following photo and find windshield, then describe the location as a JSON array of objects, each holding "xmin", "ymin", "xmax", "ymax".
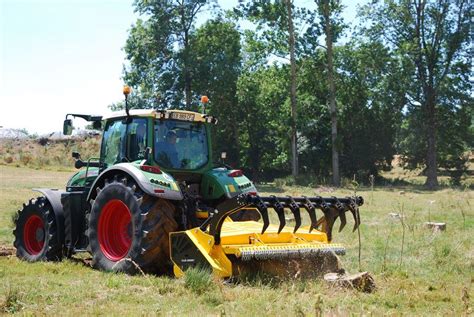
[{"xmin": 154, "ymin": 119, "xmax": 209, "ymax": 169}]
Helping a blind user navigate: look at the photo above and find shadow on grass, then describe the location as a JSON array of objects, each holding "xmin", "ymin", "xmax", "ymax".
[
  {"xmin": 227, "ymin": 270, "xmax": 282, "ymax": 288},
  {"xmin": 375, "ymin": 176, "xmax": 473, "ymax": 192}
]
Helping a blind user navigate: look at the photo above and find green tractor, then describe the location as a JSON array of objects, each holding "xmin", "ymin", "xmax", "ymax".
[{"xmin": 13, "ymin": 88, "xmax": 363, "ymax": 277}]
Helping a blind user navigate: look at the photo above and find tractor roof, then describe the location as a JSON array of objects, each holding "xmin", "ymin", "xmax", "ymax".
[{"xmin": 104, "ymin": 109, "xmax": 217, "ymax": 124}]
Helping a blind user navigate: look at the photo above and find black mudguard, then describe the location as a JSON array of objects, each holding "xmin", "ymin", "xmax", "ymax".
[{"xmin": 32, "ymin": 188, "xmax": 65, "ymax": 245}]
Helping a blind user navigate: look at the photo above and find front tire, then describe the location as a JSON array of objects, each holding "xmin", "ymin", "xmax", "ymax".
[
  {"xmin": 88, "ymin": 179, "xmax": 178, "ymax": 274},
  {"xmin": 13, "ymin": 197, "xmax": 63, "ymax": 261}
]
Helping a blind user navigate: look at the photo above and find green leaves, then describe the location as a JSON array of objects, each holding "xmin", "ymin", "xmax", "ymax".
[
  {"xmin": 360, "ymin": 0, "xmax": 472, "ymax": 186},
  {"xmin": 124, "ymin": 0, "xmax": 215, "ymax": 109},
  {"xmin": 120, "ymin": 0, "xmax": 472, "ymax": 184}
]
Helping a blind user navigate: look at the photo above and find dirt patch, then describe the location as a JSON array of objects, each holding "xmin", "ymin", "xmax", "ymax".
[
  {"xmin": 0, "ymin": 245, "xmax": 15, "ymax": 256},
  {"xmin": 69, "ymin": 256, "xmax": 93, "ymax": 267}
]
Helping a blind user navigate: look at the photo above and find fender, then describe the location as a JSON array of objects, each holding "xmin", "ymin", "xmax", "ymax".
[
  {"xmin": 201, "ymin": 168, "xmax": 258, "ymax": 200},
  {"xmin": 86, "ymin": 163, "xmax": 183, "ymax": 202},
  {"xmin": 32, "ymin": 188, "xmax": 65, "ymax": 245}
]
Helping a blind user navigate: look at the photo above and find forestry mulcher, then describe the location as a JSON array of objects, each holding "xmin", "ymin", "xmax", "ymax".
[{"xmin": 13, "ymin": 87, "xmax": 363, "ymax": 278}]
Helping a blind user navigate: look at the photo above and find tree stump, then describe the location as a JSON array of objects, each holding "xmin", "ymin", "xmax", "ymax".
[
  {"xmin": 324, "ymin": 271, "xmax": 376, "ymax": 293},
  {"xmin": 424, "ymin": 222, "xmax": 446, "ymax": 232}
]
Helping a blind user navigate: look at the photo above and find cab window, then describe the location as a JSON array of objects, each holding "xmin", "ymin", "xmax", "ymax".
[
  {"xmin": 154, "ymin": 119, "xmax": 208, "ymax": 169},
  {"xmin": 101, "ymin": 118, "xmax": 147, "ymax": 166},
  {"xmin": 127, "ymin": 119, "xmax": 147, "ymax": 161}
]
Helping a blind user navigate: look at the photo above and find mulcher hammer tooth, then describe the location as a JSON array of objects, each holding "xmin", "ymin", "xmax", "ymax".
[
  {"xmin": 332, "ymin": 197, "xmax": 346, "ymax": 233},
  {"xmin": 253, "ymin": 196, "xmax": 270, "ymax": 234},
  {"xmin": 287, "ymin": 196, "xmax": 302, "ymax": 233},
  {"xmin": 338, "ymin": 211, "xmax": 347, "ymax": 232},
  {"xmin": 347, "ymin": 197, "xmax": 362, "ymax": 232},
  {"xmin": 270, "ymin": 195, "xmax": 286, "ymax": 233},
  {"xmin": 316, "ymin": 199, "xmax": 337, "ymax": 242},
  {"xmin": 302, "ymin": 196, "xmax": 318, "ymax": 233}
]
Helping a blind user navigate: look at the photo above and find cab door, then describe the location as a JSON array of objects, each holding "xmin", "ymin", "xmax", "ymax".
[{"xmin": 100, "ymin": 118, "xmax": 148, "ymax": 167}]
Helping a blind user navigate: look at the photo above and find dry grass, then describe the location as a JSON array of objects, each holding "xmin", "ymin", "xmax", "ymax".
[
  {"xmin": 0, "ymin": 137, "xmax": 100, "ymax": 170},
  {"xmin": 0, "ymin": 165, "xmax": 473, "ymax": 315}
]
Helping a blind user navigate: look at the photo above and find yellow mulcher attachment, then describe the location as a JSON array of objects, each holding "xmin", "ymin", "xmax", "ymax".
[{"xmin": 170, "ymin": 194, "xmax": 363, "ymax": 278}]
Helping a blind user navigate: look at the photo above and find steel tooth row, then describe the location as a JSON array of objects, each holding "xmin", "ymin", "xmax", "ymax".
[
  {"xmin": 246, "ymin": 195, "xmax": 364, "ymax": 241},
  {"xmin": 240, "ymin": 246, "xmax": 347, "ymax": 261}
]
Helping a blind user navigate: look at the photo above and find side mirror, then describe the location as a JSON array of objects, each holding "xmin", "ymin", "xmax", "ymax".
[
  {"xmin": 71, "ymin": 152, "xmax": 84, "ymax": 169},
  {"xmin": 92, "ymin": 120, "xmax": 102, "ymax": 130},
  {"xmin": 63, "ymin": 119, "xmax": 73, "ymax": 135}
]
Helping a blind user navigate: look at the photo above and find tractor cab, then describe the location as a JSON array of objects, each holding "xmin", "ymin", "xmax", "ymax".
[
  {"xmin": 97, "ymin": 109, "xmax": 217, "ymax": 185},
  {"xmin": 100, "ymin": 110, "xmax": 215, "ymax": 171},
  {"xmin": 62, "ymin": 90, "xmax": 251, "ymax": 206}
]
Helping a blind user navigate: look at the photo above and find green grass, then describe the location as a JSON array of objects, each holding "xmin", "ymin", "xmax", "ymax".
[{"xmin": 0, "ymin": 165, "xmax": 473, "ymax": 315}]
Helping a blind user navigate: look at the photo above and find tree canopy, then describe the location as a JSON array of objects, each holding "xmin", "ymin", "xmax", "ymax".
[{"xmin": 119, "ymin": 0, "xmax": 473, "ymax": 188}]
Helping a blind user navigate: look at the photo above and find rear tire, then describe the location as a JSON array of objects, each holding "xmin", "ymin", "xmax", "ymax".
[
  {"xmin": 88, "ymin": 179, "xmax": 178, "ymax": 274},
  {"xmin": 13, "ymin": 197, "xmax": 63, "ymax": 261}
]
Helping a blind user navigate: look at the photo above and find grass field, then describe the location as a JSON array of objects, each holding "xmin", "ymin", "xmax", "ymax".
[{"xmin": 0, "ymin": 165, "xmax": 473, "ymax": 315}]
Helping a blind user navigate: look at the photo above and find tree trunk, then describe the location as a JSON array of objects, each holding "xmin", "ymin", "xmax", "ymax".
[
  {"xmin": 425, "ymin": 88, "xmax": 438, "ymax": 189},
  {"xmin": 179, "ymin": 2, "xmax": 192, "ymax": 109},
  {"xmin": 323, "ymin": 0, "xmax": 340, "ymax": 186},
  {"xmin": 183, "ymin": 30, "xmax": 192, "ymax": 109},
  {"xmin": 286, "ymin": 0, "xmax": 298, "ymax": 177}
]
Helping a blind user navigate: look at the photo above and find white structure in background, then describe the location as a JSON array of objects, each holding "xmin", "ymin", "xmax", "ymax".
[
  {"xmin": 0, "ymin": 128, "xmax": 29, "ymax": 139},
  {"xmin": 0, "ymin": 127, "xmax": 100, "ymax": 140},
  {"xmin": 44, "ymin": 129, "xmax": 100, "ymax": 140}
]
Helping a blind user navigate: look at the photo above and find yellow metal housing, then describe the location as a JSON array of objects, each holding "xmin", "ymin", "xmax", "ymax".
[{"xmin": 170, "ymin": 220, "xmax": 345, "ymax": 278}]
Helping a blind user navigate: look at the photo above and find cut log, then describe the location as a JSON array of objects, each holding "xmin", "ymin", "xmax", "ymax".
[
  {"xmin": 389, "ymin": 212, "xmax": 404, "ymax": 219},
  {"xmin": 324, "ymin": 271, "xmax": 376, "ymax": 293},
  {"xmin": 0, "ymin": 246, "xmax": 15, "ymax": 256},
  {"xmin": 424, "ymin": 222, "xmax": 446, "ymax": 232}
]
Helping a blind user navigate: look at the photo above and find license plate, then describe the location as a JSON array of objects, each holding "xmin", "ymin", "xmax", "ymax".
[{"xmin": 170, "ymin": 112, "xmax": 194, "ymax": 121}]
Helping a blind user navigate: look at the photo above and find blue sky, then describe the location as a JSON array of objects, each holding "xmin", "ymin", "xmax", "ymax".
[{"xmin": 0, "ymin": 0, "xmax": 360, "ymax": 134}]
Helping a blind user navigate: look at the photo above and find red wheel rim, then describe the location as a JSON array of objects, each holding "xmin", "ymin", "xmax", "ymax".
[
  {"xmin": 23, "ymin": 214, "xmax": 45, "ymax": 255},
  {"xmin": 98, "ymin": 199, "xmax": 132, "ymax": 261}
]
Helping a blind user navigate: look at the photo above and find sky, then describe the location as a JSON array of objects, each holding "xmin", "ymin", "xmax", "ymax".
[{"xmin": 0, "ymin": 0, "xmax": 361, "ymax": 134}]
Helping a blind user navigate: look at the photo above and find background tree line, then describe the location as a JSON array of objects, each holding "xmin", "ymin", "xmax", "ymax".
[{"xmin": 116, "ymin": 0, "xmax": 472, "ymax": 188}]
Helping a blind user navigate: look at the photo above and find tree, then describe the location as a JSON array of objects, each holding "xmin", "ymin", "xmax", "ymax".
[
  {"xmin": 124, "ymin": 0, "xmax": 214, "ymax": 109},
  {"xmin": 296, "ymin": 52, "xmax": 333, "ymax": 179},
  {"xmin": 335, "ymin": 41, "xmax": 406, "ymax": 179},
  {"xmin": 190, "ymin": 19, "xmax": 242, "ymax": 166},
  {"xmin": 237, "ymin": 66, "xmax": 290, "ymax": 180},
  {"xmin": 236, "ymin": 0, "xmax": 302, "ymax": 177},
  {"xmin": 315, "ymin": 0, "xmax": 345, "ymax": 186},
  {"xmin": 286, "ymin": 0, "xmax": 298, "ymax": 177},
  {"xmin": 361, "ymin": 0, "xmax": 471, "ymax": 188}
]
